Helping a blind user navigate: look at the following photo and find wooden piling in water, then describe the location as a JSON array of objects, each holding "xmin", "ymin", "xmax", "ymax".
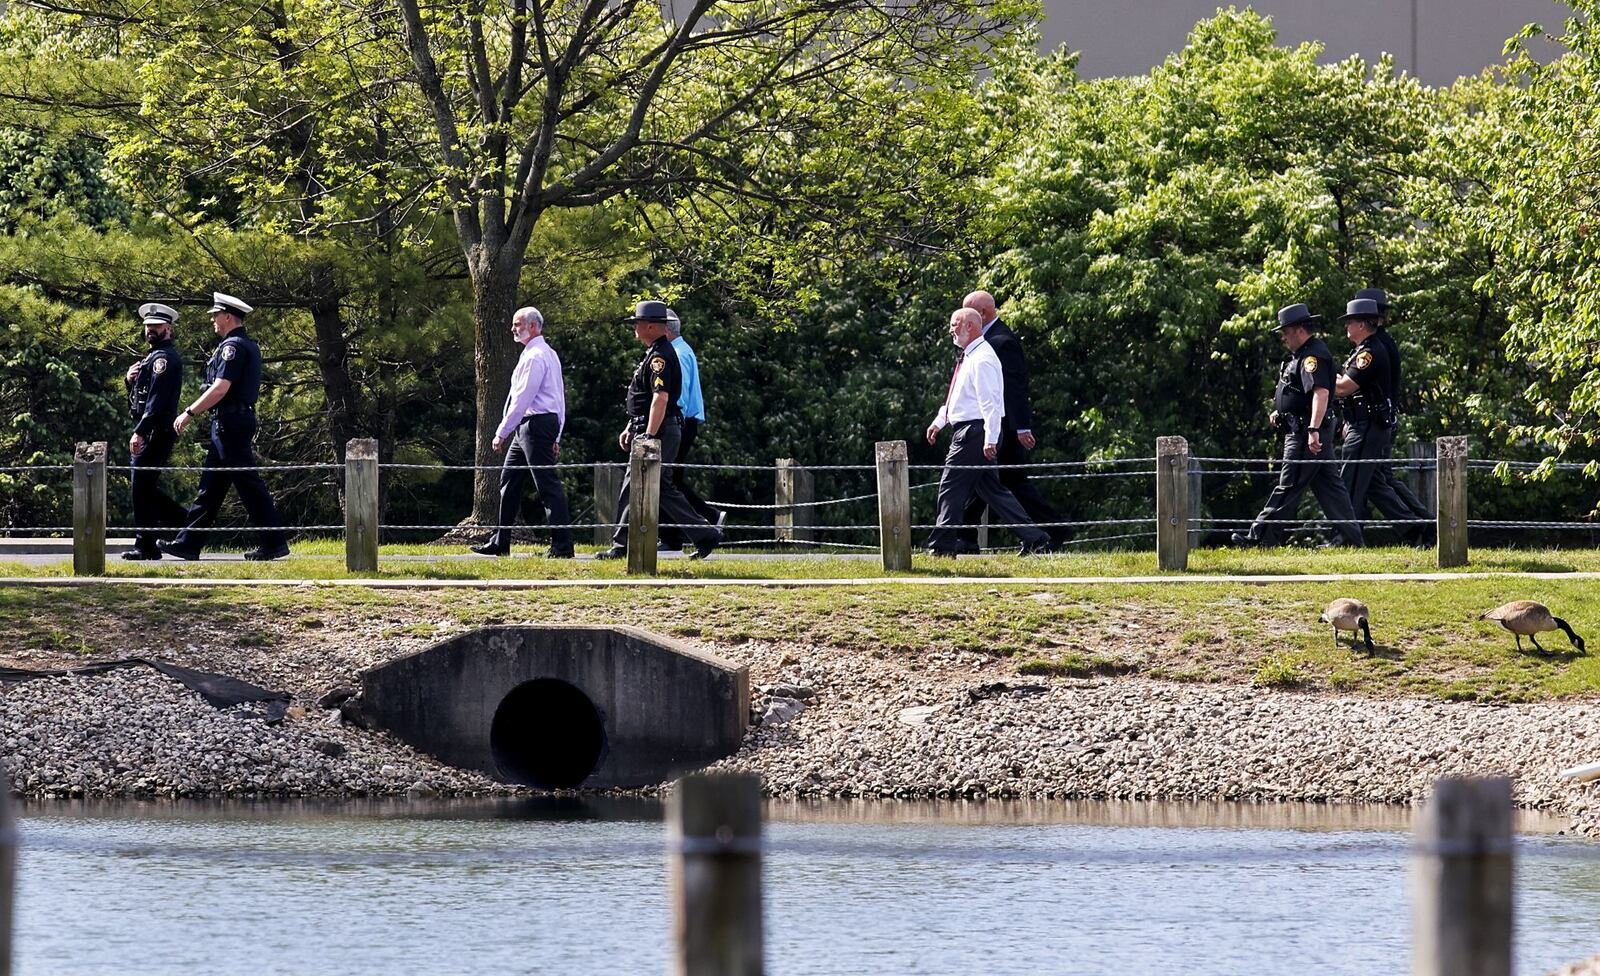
[
  {"xmin": 671, "ymin": 773, "xmax": 763, "ymax": 976},
  {"xmin": 1411, "ymin": 775, "xmax": 1512, "ymax": 976}
]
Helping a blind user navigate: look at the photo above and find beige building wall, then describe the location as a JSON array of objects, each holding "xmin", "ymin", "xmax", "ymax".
[{"xmin": 1041, "ymin": 0, "xmax": 1569, "ymax": 84}]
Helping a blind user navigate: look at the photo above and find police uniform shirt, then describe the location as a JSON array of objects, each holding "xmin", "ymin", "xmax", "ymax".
[
  {"xmin": 1376, "ymin": 327, "xmax": 1403, "ymax": 407},
  {"xmin": 129, "ymin": 339, "xmax": 183, "ymax": 436},
  {"xmin": 1273, "ymin": 336, "xmax": 1337, "ymax": 423},
  {"xmin": 1339, "ymin": 336, "xmax": 1392, "ymax": 422},
  {"xmin": 626, "ymin": 335, "xmax": 682, "ymax": 421},
  {"xmin": 206, "ymin": 328, "xmax": 263, "ymax": 410}
]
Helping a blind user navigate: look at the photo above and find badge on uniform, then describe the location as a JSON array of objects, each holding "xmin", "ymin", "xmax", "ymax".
[
  {"xmin": 1302, "ymin": 355, "xmax": 1318, "ymax": 373},
  {"xmin": 221, "ymin": 344, "xmax": 236, "ymax": 361},
  {"xmin": 151, "ymin": 358, "xmax": 167, "ymax": 375},
  {"xmin": 650, "ymin": 356, "xmax": 665, "ymax": 373},
  {"xmin": 1354, "ymin": 350, "xmax": 1373, "ymax": 370}
]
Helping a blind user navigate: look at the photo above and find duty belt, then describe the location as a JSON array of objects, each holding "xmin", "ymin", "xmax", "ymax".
[{"xmin": 215, "ymin": 404, "xmax": 256, "ymax": 416}]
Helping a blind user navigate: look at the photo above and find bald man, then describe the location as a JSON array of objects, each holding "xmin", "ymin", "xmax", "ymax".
[{"xmin": 959, "ymin": 290, "xmax": 1067, "ymax": 549}]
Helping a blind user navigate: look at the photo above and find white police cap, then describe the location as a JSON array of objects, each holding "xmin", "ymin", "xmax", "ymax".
[
  {"xmin": 138, "ymin": 302, "xmax": 178, "ymax": 326},
  {"xmin": 207, "ymin": 292, "xmax": 253, "ymax": 317}
]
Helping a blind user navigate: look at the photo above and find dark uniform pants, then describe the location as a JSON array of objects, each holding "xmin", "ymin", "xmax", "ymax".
[
  {"xmin": 129, "ymin": 426, "xmax": 188, "ymax": 554},
  {"xmin": 171, "ymin": 414, "xmax": 287, "ymax": 552},
  {"xmin": 611, "ymin": 417, "xmax": 720, "ymax": 551},
  {"xmin": 961, "ymin": 425, "xmax": 1067, "ymax": 548},
  {"xmin": 490, "ymin": 413, "xmax": 573, "ymax": 554},
  {"xmin": 929, "ymin": 421, "xmax": 1050, "ymax": 553},
  {"xmin": 1340, "ymin": 421, "xmax": 1433, "ymax": 541},
  {"xmin": 660, "ymin": 417, "xmax": 720, "ymax": 548},
  {"xmin": 1243, "ymin": 423, "xmax": 1365, "ymax": 547}
]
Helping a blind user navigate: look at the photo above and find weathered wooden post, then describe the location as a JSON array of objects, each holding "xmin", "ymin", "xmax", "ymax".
[
  {"xmin": 627, "ymin": 436, "xmax": 662, "ymax": 575},
  {"xmin": 875, "ymin": 441, "xmax": 911, "ymax": 571},
  {"xmin": 1, "ymin": 761, "xmax": 15, "ymax": 976},
  {"xmin": 671, "ymin": 773, "xmax": 763, "ymax": 976},
  {"xmin": 976, "ymin": 509, "xmax": 990, "ymax": 552},
  {"xmin": 1155, "ymin": 436, "xmax": 1190, "ymax": 571},
  {"xmin": 1408, "ymin": 441, "xmax": 1438, "ymax": 515},
  {"xmin": 344, "ymin": 438, "xmax": 379, "ymax": 573},
  {"xmin": 773, "ymin": 459, "xmax": 814, "ymax": 546},
  {"xmin": 1411, "ymin": 776, "xmax": 1512, "ymax": 976},
  {"xmin": 1187, "ymin": 455, "xmax": 1205, "ymax": 550},
  {"xmin": 594, "ymin": 463, "xmax": 623, "ymax": 548},
  {"xmin": 72, "ymin": 441, "xmax": 106, "ymax": 576},
  {"xmin": 1436, "ymin": 436, "xmax": 1468, "ymax": 568}
]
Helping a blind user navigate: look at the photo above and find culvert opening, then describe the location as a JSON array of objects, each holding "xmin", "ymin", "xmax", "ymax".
[{"xmin": 490, "ymin": 678, "xmax": 605, "ymax": 788}]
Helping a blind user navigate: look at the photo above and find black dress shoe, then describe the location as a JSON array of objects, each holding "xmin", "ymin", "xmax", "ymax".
[
  {"xmin": 594, "ymin": 546, "xmax": 627, "ymax": 560},
  {"xmin": 544, "ymin": 548, "xmax": 575, "ymax": 559},
  {"xmin": 157, "ymin": 540, "xmax": 201, "ymax": 561},
  {"xmin": 1019, "ymin": 538, "xmax": 1056, "ymax": 556},
  {"xmin": 243, "ymin": 544, "xmax": 291, "ymax": 561},
  {"xmin": 121, "ymin": 548, "xmax": 163, "ymax": 561},
  {"xmin": 688, "ymin": 535, "xmax": 719, "ymax": 560},
  {"xmin": 926, "ymin": 548, "xmax": 959, "ymax": 559},
  {"xmin": 470, "ymin": 542, "xmax": 509, "ymax": 556},
  {"xmin": 1227, "ymin": 532, "xmax": 1262, "ymax": 548}
]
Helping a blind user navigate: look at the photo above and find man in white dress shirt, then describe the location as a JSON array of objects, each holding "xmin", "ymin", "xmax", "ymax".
[
  {"xmin": 471, "ymin": 306, "xmax": 573, "ymax": 557},
  {"xmin": 925, "ymin": 308, "xmax": 1053, "ymax": 556}
]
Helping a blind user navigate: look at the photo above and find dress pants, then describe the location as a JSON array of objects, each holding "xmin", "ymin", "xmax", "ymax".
[
  {"xmin": 610, "ymin": 417, "xmax": 720, "ymax": 551},
  {"xmin": 1241, "ymin": 423, "xmax": 1365, "ymax": 547},
  {"xmin": 659, "ymin": 417, "xmax": 719, "ymax": 548},
  {"xmin": 129, "ymin": 426, "xmax": 188, "ymax": 554},
  {"xmin": 1340, "ymin": 421, "xmax": 1433, "ymax": 541},
  {"xmin": 170, "ymin": 414, "xmax": 287, "ymax": 552},
  {"xmin": 489, "ymin": 413, "xmax": 573, "ymax": 554},
  {"xmin": 928, "ymin": 421, "xmax": 1050, "ymax": 553},
  {"xmin": 961, "ymin": 424, "xmax": 1066, "ymax": 548}
]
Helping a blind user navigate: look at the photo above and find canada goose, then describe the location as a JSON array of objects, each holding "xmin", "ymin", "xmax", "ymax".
[
  {"xmin": 1479, "ymin": 601, "xmax": 1587, "ymax": 655},
  {"xmin": 1320, "ymin": 598, "xmax": 1373, "ymax": 652}
]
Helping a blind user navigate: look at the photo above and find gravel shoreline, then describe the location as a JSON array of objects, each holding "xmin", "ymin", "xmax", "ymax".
[{"xmin": 5, "ymin": 638, "xmax": 1600, "ymax": 837}]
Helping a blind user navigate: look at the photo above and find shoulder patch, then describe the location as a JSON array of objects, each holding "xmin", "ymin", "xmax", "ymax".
[
  {"xmin": 650, "ymin": 355, "xmax": 666, "ymax": 373},
  {"xmin": 221, "ymin": 344, "xmax": 236, "ymax": 361},
  {"xmin": 1301, "ymin": 355, "xmax": 1319, "ymax": 373},
  {"xmin": 151, "ymin": 357, "xmax": 167, "ymax": 375},
  {"xmin": 1354, "ymin": 350, "xmax": 1374, "ymax": 370}
]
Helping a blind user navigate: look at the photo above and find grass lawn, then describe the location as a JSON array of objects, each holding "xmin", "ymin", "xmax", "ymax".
[{"xmin": 1, "ymin": 557, "xmax": 1596, "ymax": 704}]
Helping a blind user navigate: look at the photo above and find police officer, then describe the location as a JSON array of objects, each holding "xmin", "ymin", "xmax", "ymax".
[
  {"xmin": 121, "ymin": 303, "xmax": 188, "ymax": 560},
  {"xmin": 1229, "ymin": 303, "xmax": 1365, "ymax": 548},
  {"xmin": 1351, "ymin": 287, "xmax": 1434, "ymax": 544},
  {"xmin": 595, "ymin": 301, "xmax": 721, "ymax": 560},
  {"xmin": 158, "ymin": 292, "xmax": 290, "ymax": 561},
  {"xmin": 1333, "ymin": 298, "xmax": 1428, "ymax": 540}
]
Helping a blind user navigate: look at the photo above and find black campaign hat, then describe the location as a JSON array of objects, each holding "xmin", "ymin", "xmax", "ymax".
[
  {"xmin": 623, "ymin": 300, "xmax": 670, "ymax": 323},
  {"xmin": 1354, "ymin": 288, "xmax": 1389, "ymax": 311},
  {"xmin": 1340, "ymin": 298, "xmax": 1382, "ymax": 321},
  {"xmin": 1272, "ymin": 303, "xmax": 1321, "ymax": 333}
]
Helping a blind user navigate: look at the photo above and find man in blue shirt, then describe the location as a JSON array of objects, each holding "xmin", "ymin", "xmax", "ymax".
[{"xmin": 658, "ymin": 309, "xmax": 723, "ymax": 551}]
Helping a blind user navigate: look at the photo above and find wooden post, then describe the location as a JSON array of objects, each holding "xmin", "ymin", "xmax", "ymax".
[
  {"xmin": 671, "ymin": 773, "xmax": 763, "ymax": 976},
  {"xmin": 594, "ymin": 463, "xmax": 623, "ymax": 548},
  {"xmin": 1155, "ymin": 436, "xmax": 1189, "ymax": 571},
  {"xmin": 976, "ymin": 509, "xmax": 990, "ymax": 552},
  {"xmin": 773, "ymin": 460, "xmax": 814, "ymax": 546},
  {"xmin": 1436, "ymin": 436, "xmax": 1468, "ymax": 568},
  {"xmin": 1187, "ymin": 456, "xmax": 1205, "ymax": 550},
  {"xmin": 627, "ymin": 436, "xmax": 662, "ymax": 575},
  {"xmin": 1411, "ymin": 776, "xmax": 1513, "ymax": 976},
  {"xmin": 344, "ymin": 438, "xmax": 379, "ymax": 573},
  {"xmin": 1408, "ymin": 442, "xmax": 1438, "ymax": 515},
  {"xmin": 72, "ymin": 441, "xmax": 106, "ymax": 576},
  {"xmin": 0, "ymin": 761, "xmax": 12, "ymax": 976},
  {"xmin": 875, "ymin": 441, "xmax": 911, "ymax": 572}
]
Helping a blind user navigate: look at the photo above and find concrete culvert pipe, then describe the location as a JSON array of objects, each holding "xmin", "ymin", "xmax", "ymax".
[{"xmin": 490, "ymin": 678, "xmax": 606, "ymax": 789}]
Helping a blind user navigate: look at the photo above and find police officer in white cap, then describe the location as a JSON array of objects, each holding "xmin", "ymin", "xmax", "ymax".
[
  {"xmin": 159, "ymin": 292, "xmax": 290, "ymax": 561},
  {"xmin": 121, "ymin": 302, "xmax": 188, "ymax": 560}
]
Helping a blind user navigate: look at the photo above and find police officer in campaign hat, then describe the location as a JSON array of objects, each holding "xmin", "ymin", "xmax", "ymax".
[
  {"xmin": 1350, "ymin": 287, "xmax": 1434, "ymax": 543},
  {"xmin": 595, "ymin": 300, "xmax": 721, "ymax": 560},
  {"xmin": 1333, "ymin": 298, "xmax": 1430, "ymax": 541},
  {"xmin": 121, "ymin": 303, "xmax": 189, "ymax": 560},
  {"xmin": 1229, "ymin": 303, "xmax": 1365, "ymax": 548},
  {"xmin": 158, "ymin": 292, "xmax": 290, "ymax": 561}
]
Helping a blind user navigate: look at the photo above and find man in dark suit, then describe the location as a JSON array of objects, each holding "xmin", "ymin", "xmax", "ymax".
[{"xmin": 960, "ymin": 290, "xmax": 1066, "ymax": 549}]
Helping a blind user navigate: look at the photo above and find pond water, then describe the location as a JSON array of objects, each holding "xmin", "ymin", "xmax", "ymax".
[{"xmin": 10, "ymin": 797, "xmax": 1600, "ymax": 975}]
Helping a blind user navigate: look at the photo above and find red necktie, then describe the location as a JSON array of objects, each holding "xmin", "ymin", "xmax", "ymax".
[{"xmin": 944, "ymin": 353, "xmax": 964, "ymax": 409}]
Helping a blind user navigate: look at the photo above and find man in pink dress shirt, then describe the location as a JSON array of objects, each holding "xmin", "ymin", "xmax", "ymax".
[{"xmin": 471, "ymin": 306, "xmax": 573, "ymax": 557}]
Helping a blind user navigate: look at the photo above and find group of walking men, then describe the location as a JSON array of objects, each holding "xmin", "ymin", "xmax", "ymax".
[{"xmin": 119, "ymin": 284, "xmax": 1432, "ymax": 560}]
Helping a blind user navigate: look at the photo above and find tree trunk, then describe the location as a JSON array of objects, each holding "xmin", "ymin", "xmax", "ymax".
[
  {"xmin": 309, "ymin": 297, "xmax": 362, "ymax": 467},
  {"xmin": 470, "ymin": 260, "xmax": 522, "ymax": 523}
]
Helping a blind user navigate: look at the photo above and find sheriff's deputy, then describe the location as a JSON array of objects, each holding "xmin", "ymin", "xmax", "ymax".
[
  {"xmin": 159, "ymin": 292, "xmax": 290, "ymax": 561},
  {"xmin": 121, "ymin": 302, "xmax": 188, "ymax": 560},
  {"xmin": 1230, "ymin": 303, "xmax": 1365, "ymax": 548}
]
